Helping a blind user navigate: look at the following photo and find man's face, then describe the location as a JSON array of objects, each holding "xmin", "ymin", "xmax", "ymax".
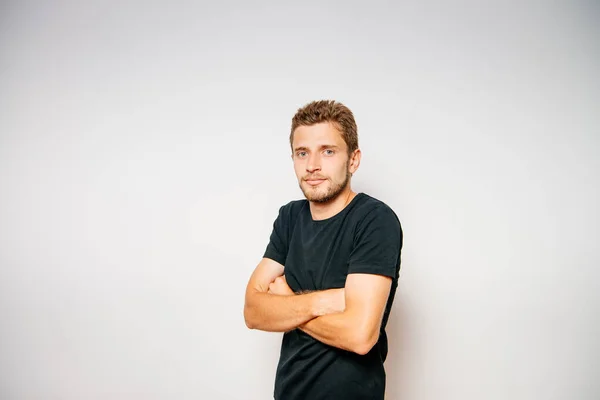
[{"xmin": 291, "ymin": 122, "xmax": 355, "ymax": 203}]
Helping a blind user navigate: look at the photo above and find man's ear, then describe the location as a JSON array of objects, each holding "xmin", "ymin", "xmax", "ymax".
[{"xmin": 349, "ymin": 149, "xmax": 361, "ymax": 174}]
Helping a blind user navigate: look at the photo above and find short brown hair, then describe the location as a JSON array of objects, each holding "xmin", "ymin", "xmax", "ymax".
[{"xmin": 290, "ymin": 100, "xmax": 358, "ymax": 155}]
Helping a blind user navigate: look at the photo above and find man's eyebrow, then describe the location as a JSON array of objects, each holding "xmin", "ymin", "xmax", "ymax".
[{"xmin": 293, "ymin": 145, "xmax": 340, "ymax": 152}]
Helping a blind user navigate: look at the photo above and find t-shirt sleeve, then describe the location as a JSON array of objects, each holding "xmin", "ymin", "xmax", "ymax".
[
  {"xmin": 263, "ymin": 204, "xmax": 290, "ymax": 266},
  {"xmin": 347, "ymin": 205, "xmax": 403, "ymax": 278}
]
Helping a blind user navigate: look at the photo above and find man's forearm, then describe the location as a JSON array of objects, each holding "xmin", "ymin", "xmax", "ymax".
[
  {"xmin": 244, "ymin": 290, "xmax": 342, "ymax": 332},
  {"xmin": 299, "ymin": 311, "xmax": 377, "ymax": 355}
]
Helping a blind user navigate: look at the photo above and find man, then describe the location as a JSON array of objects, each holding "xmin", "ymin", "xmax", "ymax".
[{"xmin": 243, "ymin": 100, "xmax": 403, "ymax": 399}]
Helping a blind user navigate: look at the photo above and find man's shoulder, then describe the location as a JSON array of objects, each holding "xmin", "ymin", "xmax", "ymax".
[
  {"xmin": 351, "ymin": 193, "xmax": 403, "ymax": 248},
  {"xmin": 275, "ymin": 198, "xmax": 308, "ymax": 221},
  {"xmin": 353, "ymin": 193, "xmax": 400, "ymax": 222},
  {"xmin": 279, "ymin": 198, "xmax": 308, "ymax": 212}
]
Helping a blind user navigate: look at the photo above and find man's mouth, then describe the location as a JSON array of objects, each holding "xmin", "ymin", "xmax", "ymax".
[{"xmin": 305, "ymin": 178, "xmax": 326, "ymax": 186}]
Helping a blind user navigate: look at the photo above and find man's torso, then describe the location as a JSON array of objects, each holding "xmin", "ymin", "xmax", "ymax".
[{"xmin": 267, "ymin": 193, "xmax": 402, "ymax": 400}]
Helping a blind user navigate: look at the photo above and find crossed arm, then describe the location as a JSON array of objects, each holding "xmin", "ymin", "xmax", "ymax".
[{"xmin": 243, "ymin": 257, "xmax": 392, "ymax": 355}]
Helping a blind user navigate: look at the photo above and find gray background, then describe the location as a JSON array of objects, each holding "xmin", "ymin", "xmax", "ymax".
[{"xmin": 1, "ymin": 1, "xmax": 599, "ymax": 399}]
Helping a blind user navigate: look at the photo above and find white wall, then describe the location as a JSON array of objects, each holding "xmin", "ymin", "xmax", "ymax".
[{"xmin": 1, "ymin": 1, "xmax": 598, "ymax": 399}]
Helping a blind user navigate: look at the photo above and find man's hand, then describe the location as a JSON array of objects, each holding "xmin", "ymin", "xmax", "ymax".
[
  {"xmin": 245, "ymin": 258, "xmax": 345, "ymax": 332},
  {"xmin": 268, "ymin": 275, "xmax": 295, "ymax": 296},
  {"xmin": 313, "ymin": 287, "xmax": 346, "ymax": 316},
  {"xmin": 244, "ymin": 258, "xmax": 349, "ymax": 332},
  {"xmin": 267, "ymin": 275, "xmax": 346, "ymax": 316}
]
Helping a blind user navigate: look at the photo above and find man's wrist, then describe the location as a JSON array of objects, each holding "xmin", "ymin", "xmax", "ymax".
[
  {"xmin": 309, "ymin": 289, "xmax": 344, "ymax": 317},
  {"xmin": 308, "ymin": 291, "xmax": 325, "ymax": 318}
]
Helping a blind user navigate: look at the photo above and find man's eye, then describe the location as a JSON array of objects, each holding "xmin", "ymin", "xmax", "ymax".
[
  {"xmin": 324, "ymin": 149, "xmax": 334, "ymax": 155},
  {"xmin": 297, "ymin": 151, "xmax": 307, "ymax": 157}
]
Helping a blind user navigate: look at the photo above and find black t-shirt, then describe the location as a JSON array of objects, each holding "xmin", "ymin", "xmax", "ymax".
[{"xmin": 263, "ymin": 192, "xmax": 403, "ymax": 400}]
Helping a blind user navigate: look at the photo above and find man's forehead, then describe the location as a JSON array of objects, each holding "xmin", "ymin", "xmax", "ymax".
[{"xmin": 292, "ymin": 122, "xmax": 345, "ymax": 146}]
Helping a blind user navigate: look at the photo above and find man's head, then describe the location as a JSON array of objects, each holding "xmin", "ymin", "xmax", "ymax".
[{"xmin": 290, "ymin": 100, "xmax": 361, "ymax": 203}]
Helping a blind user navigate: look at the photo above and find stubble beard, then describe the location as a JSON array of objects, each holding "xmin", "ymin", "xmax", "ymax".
[{"xmin": 300, "ymin": 170, "xmax": 351, "ymax": 204}]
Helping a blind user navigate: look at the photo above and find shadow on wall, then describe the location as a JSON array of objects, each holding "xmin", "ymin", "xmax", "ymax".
[
  {"xmin": 355, "ymin": 171, "xmax": 412, "ymax": 397},
  {"xmin": 384, "ymin": 291, "xmax": 412, "ymax": 399}
]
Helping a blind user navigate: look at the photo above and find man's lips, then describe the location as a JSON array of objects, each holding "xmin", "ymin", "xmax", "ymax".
[{"xmin": 304, "ymin": 178, "xmax": 326, "ymax": 186}]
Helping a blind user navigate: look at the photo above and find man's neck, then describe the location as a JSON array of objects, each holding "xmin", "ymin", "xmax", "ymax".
[{"xmin": 309, "ymin": 188, "xmax": 357, "ymax": 221}]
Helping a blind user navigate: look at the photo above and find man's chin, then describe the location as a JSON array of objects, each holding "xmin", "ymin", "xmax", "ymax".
[
  {"xmin": 302, "ymin": 188, "xmax": 342, "ymax": 204},
  {"xmin": 302, "ymin": 189, "xmax": 328, "ymax": 203},
  {"xmin": 300, "ymin": 178, "xmax": 349, "ymax": 203}
]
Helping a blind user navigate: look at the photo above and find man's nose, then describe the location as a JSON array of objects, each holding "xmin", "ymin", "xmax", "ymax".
[{"xmin": 306, "ymin": 153, "xmax": 321, "ymax": 172}]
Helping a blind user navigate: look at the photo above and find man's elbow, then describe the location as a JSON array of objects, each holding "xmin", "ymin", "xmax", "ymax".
[
  {"xmin": 243, "ymin": 296, "xmax": 259, "ymax": 329},
  {"xmin": 244, "ymin": 308, "xmax": 255, "ymax": 329},
  {"xmin": 351, "ymin": 330, "xmax": 379, "ymax": 356}
]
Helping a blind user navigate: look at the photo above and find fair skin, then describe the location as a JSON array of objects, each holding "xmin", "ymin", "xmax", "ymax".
[
  {"xmin": 243, "ymin": 122, "xmax": 392, "ymax": 355},
  {"xmin": 292, "ymin": 122, "xmax": 360, "ymax": 220},
  {"xmin": 243, "ymin": 257, "xmax": 345, "ymax": 332}
]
